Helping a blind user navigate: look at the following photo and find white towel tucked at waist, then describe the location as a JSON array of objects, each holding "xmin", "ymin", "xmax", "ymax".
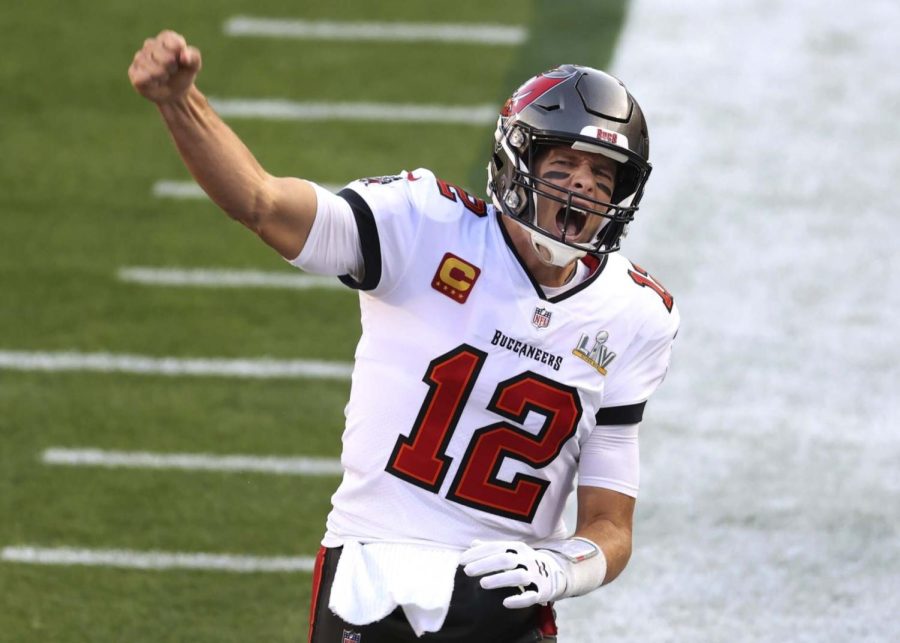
[{"xmin": 328, "ymin": 541, "xmax": 461, "ymax": 637}]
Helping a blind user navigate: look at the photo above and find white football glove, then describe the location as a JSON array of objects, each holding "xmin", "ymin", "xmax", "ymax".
[{"xmin": 460, "ymin": 540, "xmax": 568, "ymax": 609}]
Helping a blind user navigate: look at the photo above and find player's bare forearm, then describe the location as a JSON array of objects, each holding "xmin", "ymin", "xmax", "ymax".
[
  {"xmin": 574, "ymin": 485, "xmax": 635, "ymax": 584},
  {"xmin": 129, "ymin": 30, "xmax": 316, "ymax": 259},
  {"xmin": 157, "ymin": 87, "xmax": 268, "ymax": 225}
]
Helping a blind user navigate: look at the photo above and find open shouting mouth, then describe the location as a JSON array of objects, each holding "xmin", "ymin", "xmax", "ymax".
[{"xmin": 556, "ymin": 206, "xmax": 588, "ymax": 240}]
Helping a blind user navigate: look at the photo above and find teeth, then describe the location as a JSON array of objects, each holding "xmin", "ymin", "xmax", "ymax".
[{"xmin": 558, "ymin": 206, "xmax": 588, "ymax": 218}]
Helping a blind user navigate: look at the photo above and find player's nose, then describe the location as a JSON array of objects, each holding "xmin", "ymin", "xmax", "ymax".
[{"xmin": 569, "ymin": 161, "xmax": 596, "ymax": 195}]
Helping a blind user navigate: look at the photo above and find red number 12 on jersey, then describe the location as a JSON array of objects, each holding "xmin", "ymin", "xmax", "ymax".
[{"xmin": 385, "ymin": 344, "xmax": 582, "ymax": 522}]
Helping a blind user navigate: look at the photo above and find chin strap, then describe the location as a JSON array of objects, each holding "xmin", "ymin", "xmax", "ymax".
[{"xmin": 527, "ymin": 227, "xmax": 587, "ymax": 267}]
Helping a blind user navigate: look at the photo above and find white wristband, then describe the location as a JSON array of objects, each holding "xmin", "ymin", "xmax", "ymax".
[{"xmin": 542, "ymin": 537, "xmax": 608, "ymax": 598}]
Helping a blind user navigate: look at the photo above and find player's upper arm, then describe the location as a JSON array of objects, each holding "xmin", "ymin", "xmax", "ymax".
[
  {"xmin": 578, "ymin": 422, "xmax": 640, "ymax": 497},
  {"xmin": 253, "ymin": 174, "xmax": 318, "ymax": 260},
  {"xmin": 288, "ymin": 183, "xmax": 364, "ymax": 280}
]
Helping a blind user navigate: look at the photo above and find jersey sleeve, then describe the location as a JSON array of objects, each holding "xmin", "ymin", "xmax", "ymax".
[
  {"xmin": 335, "ymin": 170, "xmax": 433, "ymax": 295},
  {"xmin": 577, "ymin": 422, "xmax": 640, "ymax": 497},
  {"xmin": 595, "ymin": 301, "xmax": 680, "ymax": 425},
  {"xmin": 288, "ymin": 182, "xmax": 364, "ymax": 280}
]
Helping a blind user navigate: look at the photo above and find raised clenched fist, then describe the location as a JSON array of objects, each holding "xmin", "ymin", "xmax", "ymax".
[{"xmin": 128, "ymin": 30, "xmax": 202, "ymax": 104}]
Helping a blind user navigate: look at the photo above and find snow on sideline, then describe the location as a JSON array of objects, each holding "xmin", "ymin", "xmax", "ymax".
[
  {"xmin": 208, "ymin": 98, "xmax": 497, "ymax": 125},
  {"xmin": 224, "ymin": 16, "xmax": 527, "ymax": 46},
  {"xmin": 557, "ymin": 0, "xmax": 900, "ymax": 641},
  {"xmin": 42, "ymin": 448, "xmax": 343, "ymax": 476},
  {"xmin": 1, "ymin": 546, "xmax": 315, "ymax": 573},
  {"xmin": 118, "ymin": 267, "xmax": 346, "ymax": 291},
  {"xmin": 0, "ymin": 351, "xmax": 352, "ymax": 380},
  {"xmin": 152, "ymin": 180, "xmax": 343, "ymax": 199}
]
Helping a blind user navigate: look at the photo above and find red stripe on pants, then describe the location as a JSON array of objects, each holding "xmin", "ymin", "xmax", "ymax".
[{"xmin": 307, "ymin": 546, "xmax": 328, "ymax": 643}]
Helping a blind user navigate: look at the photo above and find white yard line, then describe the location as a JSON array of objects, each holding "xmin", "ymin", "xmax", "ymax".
[
  {"xmin": 42, "ymin": 448, "xmax": 343, "ymax": 476},
  {"xmin": 1, "ymin": 546, "xmax": 315, "ymax": 573},
  {"xmin": 0, "ymin": 351, "xmax": 352, "ymax": 380},
  {"xmin": 118, "ymin": 267, "xmax": 346, "ymax": 291},
  {"xmin": 224, "ymin": 16, "xmax": 527, "ymax": 46},
  {"xmin": 152, "ymin": 180, "xmax": 207, "ymax": 199},
  {"xmin": 152, "ymin": 180, "xmax": 343, "ymax": 199},
  {"xmin": 207, "ymin": 98, "xmax": 497, "ymax": 125}
]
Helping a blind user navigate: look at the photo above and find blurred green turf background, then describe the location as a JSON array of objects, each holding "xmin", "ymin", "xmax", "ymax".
[{"xmin": 0, "ymin": 1, "xmax": 627, "ymax": 640}]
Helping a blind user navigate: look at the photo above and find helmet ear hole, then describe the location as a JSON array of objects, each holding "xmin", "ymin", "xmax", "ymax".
[
  {"xmin": 612, "ymin": 164, "xmax": 639, "ymax": 204},
  {"xmin": 492, "ymin": 151, "xmax": 505, "ymax": 174},
  {"xmin": 508, "ymin": 127, "xmax": 527, "ymax": 149}
]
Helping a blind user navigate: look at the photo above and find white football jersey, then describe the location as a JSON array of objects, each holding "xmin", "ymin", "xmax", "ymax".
[{"xmin": 321, "ymin": 169, "xmax": 679, "ymax": 549}]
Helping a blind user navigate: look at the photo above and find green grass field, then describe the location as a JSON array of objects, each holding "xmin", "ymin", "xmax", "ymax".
[{"xmin": 0, "ymin": 1, "xmax": 626, "ymax": 640}]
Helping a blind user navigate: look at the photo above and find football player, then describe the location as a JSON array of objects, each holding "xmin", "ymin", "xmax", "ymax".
[{"xmin": 130, "ymin": 30, "xmax": 679, "ymax": 643}]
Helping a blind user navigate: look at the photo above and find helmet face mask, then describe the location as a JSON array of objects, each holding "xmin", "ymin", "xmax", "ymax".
[{"xmin": 488, "ymin": 65, "xmax": 652, "ymax": 265}]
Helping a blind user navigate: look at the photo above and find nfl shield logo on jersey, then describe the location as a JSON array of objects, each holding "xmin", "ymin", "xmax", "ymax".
[
  {"xmin": 532, "ymin": 306, "xmax": 552, "ymax": 329},
  {"xmin": 342, "ymin": 629, "xmax": 361, "ymax": 643}
]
